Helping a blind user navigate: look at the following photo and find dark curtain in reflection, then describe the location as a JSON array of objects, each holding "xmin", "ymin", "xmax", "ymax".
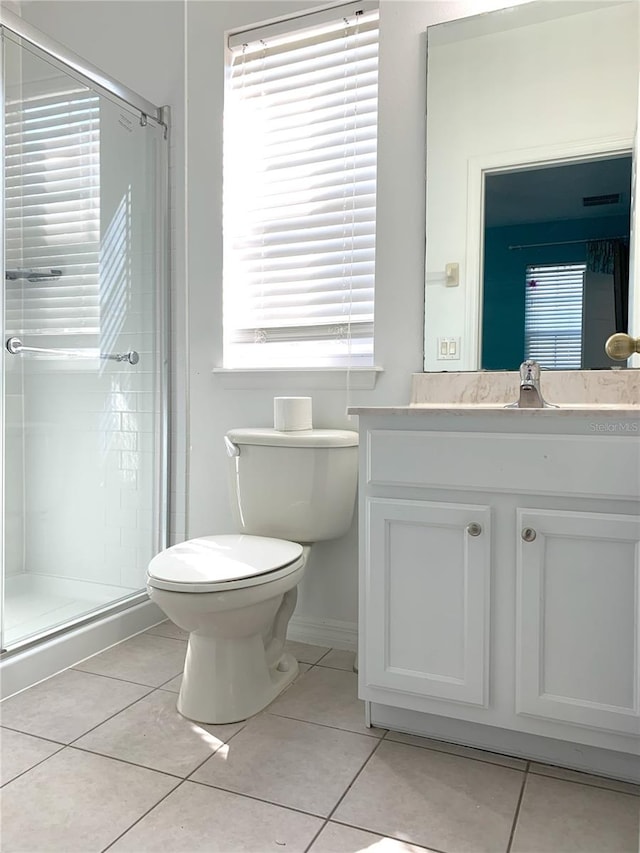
[{"xmin": 586, "ymin": 238, "xmax": 629, "ymax": 332}]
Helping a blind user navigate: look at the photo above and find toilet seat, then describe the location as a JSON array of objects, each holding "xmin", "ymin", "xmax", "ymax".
[{"xmin": 146, "ymin": 534, "xmax": 305, "ymax": 593}]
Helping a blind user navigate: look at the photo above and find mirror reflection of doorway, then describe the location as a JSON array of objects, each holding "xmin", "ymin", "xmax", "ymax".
[{"xmin": 481, "ymin": 154, "xmax": 632, "ymax": 370}]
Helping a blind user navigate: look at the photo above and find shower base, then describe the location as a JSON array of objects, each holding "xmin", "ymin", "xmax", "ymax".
[
  {"xmin": 1, "ymin": 575, "xmax": 164, "ymax": 699},
  {"xmin": 3, "ymin": 573, "xmax": 139, "ymax": 649}
]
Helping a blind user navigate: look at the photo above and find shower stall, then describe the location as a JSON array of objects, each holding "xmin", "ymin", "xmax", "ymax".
[{"xmin": 0, "ymin": 9, "xmax": 169, "ymax": 695}]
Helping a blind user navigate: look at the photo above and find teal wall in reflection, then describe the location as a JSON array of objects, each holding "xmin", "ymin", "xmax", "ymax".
[{"xmin": 481, "ymin": 214, "xmax": 630, "ymax": 370}]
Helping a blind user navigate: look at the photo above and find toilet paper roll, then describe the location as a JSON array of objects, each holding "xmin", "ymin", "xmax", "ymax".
[{"xmin": 274, "ymin": 396, "xmax": 312, "ymax": 431}]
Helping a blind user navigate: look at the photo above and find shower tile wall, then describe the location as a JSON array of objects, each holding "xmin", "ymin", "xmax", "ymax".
[{"xmin": 23, "ymin": 363, "xmax": 156, "ymax": 590}]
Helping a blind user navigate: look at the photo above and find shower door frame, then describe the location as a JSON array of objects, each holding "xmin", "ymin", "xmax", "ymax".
[{"xmin": 0, "ymin": 7, "xmax": 170, "ymax": 657}]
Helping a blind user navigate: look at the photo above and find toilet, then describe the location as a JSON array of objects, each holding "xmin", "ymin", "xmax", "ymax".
[{"xmin": 146, "ymin": 426, "xmax": 359, "ymax": 724}]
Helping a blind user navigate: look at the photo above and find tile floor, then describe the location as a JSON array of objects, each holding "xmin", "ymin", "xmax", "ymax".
[{"xmin": 1, "ymin": 623, "xmax": 639, "ymax": 853}]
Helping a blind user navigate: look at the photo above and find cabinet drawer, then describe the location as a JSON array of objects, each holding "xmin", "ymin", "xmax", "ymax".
[{"xmin": 367, "ymin": 429, "xmax": 639, "ymax": 499}]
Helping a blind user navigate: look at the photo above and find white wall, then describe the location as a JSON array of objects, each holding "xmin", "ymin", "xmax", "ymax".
[
  {"xmin": 17, "ymin": 0, "xmax": 524, "ymax": 641},
  {"xmin": 185, "ymin": 0, "xmax": 522, "ymax": 637},
  {"xmin": 424, "ymin": 1, "xmax": 639, "ymax": 370}
]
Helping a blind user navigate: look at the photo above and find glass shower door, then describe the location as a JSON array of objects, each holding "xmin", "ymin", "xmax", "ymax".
[{"xmin": 1, "ymin": 31, "xmax": 167, "ymax": 651}]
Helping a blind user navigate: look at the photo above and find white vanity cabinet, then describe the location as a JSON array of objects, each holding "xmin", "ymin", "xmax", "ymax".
[
  {"xmin": 516, "ymin": 507, "xmax": 639, "ymax": 736},
  {"xmin": 355, "ymin": 409, "xmax": 640, "ymax": 781},
  {"xmin": 366, "ymin": 497, "xmax": 491, "ymax": 707}
]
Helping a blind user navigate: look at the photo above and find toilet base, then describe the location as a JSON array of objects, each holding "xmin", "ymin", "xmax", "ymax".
[{"xmin": 176, "ymin": 631, "xmax": 299, "ymax": 724}]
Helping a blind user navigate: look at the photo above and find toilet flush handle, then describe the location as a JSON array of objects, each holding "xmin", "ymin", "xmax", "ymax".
[{"xmin": 224, "ymin": 436, "xmax": 240, "ymax": 457}]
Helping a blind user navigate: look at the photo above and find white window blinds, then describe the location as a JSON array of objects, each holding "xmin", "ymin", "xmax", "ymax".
[
  {"xmin": 223, "ymin": 6, "xmax": 378, "ymax": 368},
  {"xmin": 524, "ymin": 263, "xmax": 585, "ymax": 369},
  {"xmin": 4, "ymin": 76, "xmax": 100, "ymax": 344}
]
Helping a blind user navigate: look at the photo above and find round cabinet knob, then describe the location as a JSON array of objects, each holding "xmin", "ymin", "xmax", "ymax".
[
  {"xmin": 466, "ymin": 522, "xmax": 482, "ymax": 537},
  {"xmin": 604, "ymin": 332, "xmax": 640, "ymax": 361},
  {"xmin": 521, "ymin": 527, "xmax": 537, "ymax": 542}
]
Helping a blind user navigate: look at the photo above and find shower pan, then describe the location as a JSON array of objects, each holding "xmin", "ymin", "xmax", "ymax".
[{"xmin": 0, "ymin": 9, "xmax": 169, "ymax": 695}]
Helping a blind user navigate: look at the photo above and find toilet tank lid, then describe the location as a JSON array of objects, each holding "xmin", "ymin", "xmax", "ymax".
[{"xmin": 226, "ymin": 428, "xmax": 359, "ymax": 448}]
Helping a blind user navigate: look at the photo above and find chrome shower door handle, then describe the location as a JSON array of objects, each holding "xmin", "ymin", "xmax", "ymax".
[{"xmin": 6, "ymin": 336, "xmax": 139, "ymax": 365}]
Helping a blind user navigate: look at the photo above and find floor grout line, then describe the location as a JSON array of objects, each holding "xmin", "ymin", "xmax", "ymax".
[
  {"xmin": 19, "ymin": 714, "xmax": 252, "ymax": 791},
  {"xmin": 302, "ymin": 735, "xmax": 387, "ymax": 853},
  {"xmin": 185, "ymin": 775, "xmax": 335, "ymax": 821},
  {"xmin": 526, "ymin": 767, "xmax": 640, "ymax": 797},
  {"xmin": 66, "ymin": 743, "xmax": 186, "ymax": 780},
  {"xmin": 324, "ymin": 731, "xmax": 385, "ymax": 823},
  {"xmin": 381, "ymin": 735, "xmax": 528, "ymax": 773},
  {"xmin": 68, "ymin": 666, "xmax": 182, "ymax": 690},
  {"xmin": 1, "ymin": 662, "xmax": 182, "ymax": 699},
  {"xmin": 100, "ymin": 778, "xmax": 185, "ymax": 853},
  {"xmin": 65, "ymin": 685, "xmax": 157, "ymax": 747},
  {"xmin": 0, "ymin": 724, "xmax": 67, "ymax": 746},
  {"xmin": 184, "ymin": 723, "xmax": 249, "ymax": 779},
  {"xmin": 264, "ymin": 708, "xmax": 385, "ymax": 739},
  {"xmin": 309, "ymin": 648, "xmax": 332, "ymax": 666},
  {"xmin": 505, "ymin": 761, "xmax": 530, "ymax": 853},
  {"xmin": 302, "ymin": 817, "xmax": 331, "ymax": 852},
  {"xmin": 303, "ymin": 735, "xmax": 451, "ymax": 850},
  {"xmin": 0, "ymin": 742, "xmax": 67, "ymax": 789}
]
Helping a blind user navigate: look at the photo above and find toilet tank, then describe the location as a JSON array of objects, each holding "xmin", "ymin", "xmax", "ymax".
[{"xmin": 225, "ymin": 428, "xmax": 359, "ymax": 542}]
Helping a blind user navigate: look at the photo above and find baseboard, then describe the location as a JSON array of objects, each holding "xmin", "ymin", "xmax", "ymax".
[
  {"xmin": 370, "ymin": 703, "xmax": 640, "ymax": 785},
  {"xmin": 0, "ymin": 598, "xmax": 164, "ymax": 699},
  {"xmin": 288, "ymin": 614, "xmax": 358, "ymax": 651}
]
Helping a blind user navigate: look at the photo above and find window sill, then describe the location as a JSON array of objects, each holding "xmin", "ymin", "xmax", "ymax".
[{"xmin": 211, "ymin": 366, "xmax": 383, "ymax": 390}]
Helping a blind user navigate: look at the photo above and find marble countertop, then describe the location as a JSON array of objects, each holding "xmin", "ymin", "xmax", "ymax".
[
  {"xmin": 348, "ymin": 370, "xmax": 639, "ymax": 416},
  {"xmin": 409, "ymin": 369, "xmax": 639, "ymax": 408},
  {"xmin": 348, "ymin": 404, "xmax": 640, "ymax": 416}
]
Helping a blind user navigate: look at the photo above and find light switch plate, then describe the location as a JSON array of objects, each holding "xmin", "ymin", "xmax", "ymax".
[
  {"xmin": 445, "ymin": 263, "xmax": 459, "ymax": 287},
  {"xmin": 437, "ymin": 337, "xmax": 461, "ymax": 359}
]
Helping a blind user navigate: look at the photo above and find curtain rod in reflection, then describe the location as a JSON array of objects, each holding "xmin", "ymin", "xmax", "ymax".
[{"xmin": 508, "ymin": 235, "xmax": 629, "ymax": 250}]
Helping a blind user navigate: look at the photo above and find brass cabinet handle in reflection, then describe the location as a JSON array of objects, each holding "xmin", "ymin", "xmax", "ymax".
[{"xmin": 605, "ymin": 333, "xmax": 640, "ymax": 360}]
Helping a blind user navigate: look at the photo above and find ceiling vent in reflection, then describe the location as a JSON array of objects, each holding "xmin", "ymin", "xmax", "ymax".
[{"xmin": 582, "ymin": 193, "xmax": 621, "ymax": 207}]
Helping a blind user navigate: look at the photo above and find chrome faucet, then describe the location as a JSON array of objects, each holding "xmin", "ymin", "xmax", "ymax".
[{"xmin": 506, "ymin": 359, "xmax": 557, "ymax": 409}]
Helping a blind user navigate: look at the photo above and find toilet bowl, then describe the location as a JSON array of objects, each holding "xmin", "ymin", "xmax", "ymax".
[
  {"xmin": 147, "ymin": 426, "xmax": 358, "ymax": 724},
  {"xmin": 147, "ymin": 534, "xmax": 308, "ymax": 723}
]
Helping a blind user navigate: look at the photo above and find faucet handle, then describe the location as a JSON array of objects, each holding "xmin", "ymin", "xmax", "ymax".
[{"xmin": 520, "ymin": 359, "xmax": 540, "ymax": 383}]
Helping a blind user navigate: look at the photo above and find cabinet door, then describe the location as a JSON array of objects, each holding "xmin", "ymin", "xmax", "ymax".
[
  {"xmin": 516, "ymin": 508, "xmax": 640, "ymax": 736},
  {"xmin": 364, "ymin": 498, "xmax": 491, "ymax": 707}
]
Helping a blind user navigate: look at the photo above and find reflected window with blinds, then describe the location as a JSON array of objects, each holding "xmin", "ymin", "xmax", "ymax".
[
  {"xmin": 4, "ymin": 72, "xmax": 100, "ymax": 348},
  {"xmin": 223, "ymin": 3, "xmax": 378, "ymax": 368},
  {"xmin": 524, "ymin": 262, "xmax": 586, "ymax": 369}
]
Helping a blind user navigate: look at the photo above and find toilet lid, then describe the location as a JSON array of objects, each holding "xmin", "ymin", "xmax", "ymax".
[{"xmin": 146, "ymin": 534, "xmax": 305, "ymax": 593}]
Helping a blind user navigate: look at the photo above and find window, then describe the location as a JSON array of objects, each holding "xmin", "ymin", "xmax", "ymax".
[
  {"xmin": 223, "ymin": 3, "xmax": 378, "ymax": 368},
  {"xmin": 524, "ymin": 262, "xmax": 585, "ymax": 369},
  {"xmin": 4, "ymin": 73, "xmax": 100, "ymax": 346}
]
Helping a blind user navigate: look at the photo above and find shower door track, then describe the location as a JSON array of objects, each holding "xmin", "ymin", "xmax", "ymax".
[{"xmin": 0, "ymin": 591, "xmax": 150, "ymax": 659}]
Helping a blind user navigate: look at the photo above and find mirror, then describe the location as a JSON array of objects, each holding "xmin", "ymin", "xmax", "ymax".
[{"xmin": 424, "ymin": 0, "xmax": 639, "ymax": 371}]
